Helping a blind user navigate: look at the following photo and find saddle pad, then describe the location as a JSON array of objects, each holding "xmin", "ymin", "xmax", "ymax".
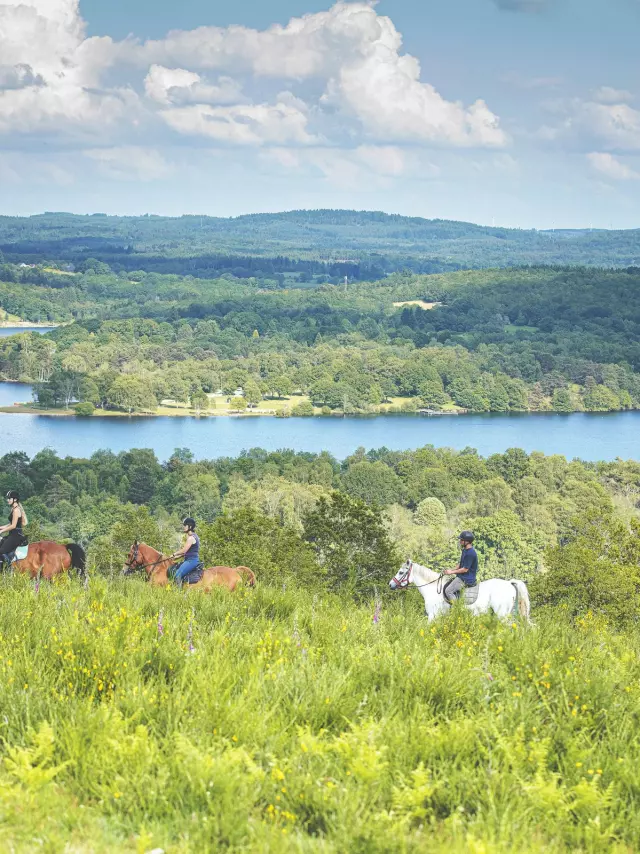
[
  {"xmin": 15, "ymin": 546, "xmax": 29, "ymax": 561},
  {"xmin": 185, "ymin": 568, "xmax": 204, "ymax": 585},
  {"xmin": 463, "ymin": 584, "xmax": 480, "ymax": 605}
]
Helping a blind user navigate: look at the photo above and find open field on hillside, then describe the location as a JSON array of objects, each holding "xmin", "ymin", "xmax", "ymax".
[{"xmin": 0, "ymin": 574, "xmax": 638, "ymax": 853}]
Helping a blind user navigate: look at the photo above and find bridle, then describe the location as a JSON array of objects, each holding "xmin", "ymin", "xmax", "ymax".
[
  {"xmin": 124, "ymin": 542, "xmax": 172, "ymax": 574},
  {"xmin": 392, "ymin": 561, "xmax": 444, "ymax": 591}
]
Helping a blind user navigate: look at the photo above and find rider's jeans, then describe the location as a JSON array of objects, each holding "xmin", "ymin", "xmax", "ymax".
[
  {"xmin": 443, "ymin": 576, "xmax": 465, "ymax": 603},
  {"xmin": 174, "ymin": 556, "xmax": 201, "ymax": 584}
]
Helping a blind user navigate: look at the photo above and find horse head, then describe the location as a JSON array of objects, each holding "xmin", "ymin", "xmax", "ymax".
[
  {"xmin": 123, "ymin": 540, "xmax": 142, "ymax": 575},
  {"xmin": 389, "ymin": 559, "xmax": 413, "ymax": 591}
]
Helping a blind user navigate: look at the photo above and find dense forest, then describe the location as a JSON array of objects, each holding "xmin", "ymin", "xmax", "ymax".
[
  {"xmin": 5, "ymin": 443, "xmax": 639, "ymax": 608},
  {"xmin": 0, "ymin": 210, "xmax": 639, "ymax": 280},
  {"xmin": 1, "ymin": 262, "xmax": 639, "ymax": 414}
]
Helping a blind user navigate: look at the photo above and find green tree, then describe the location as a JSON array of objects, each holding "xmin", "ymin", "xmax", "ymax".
[
  {"xmin": 200, "ymin": 506, "xmax": 316, "ymax": 585},
  {"xmin": 107, "ymin": 376, "xmax": 157, "ymax": 414},
  {"xmin": 582, "ymin": 384, "xmax": 620, "ymax": 412},
  {"xmin": 414, "ymin": 497, "xmax": 447, "ymax": 528},
  {"xmin": 342, "ymin": 462, "xmax": 404, "ymax": 507},
  {"xmin": 304, "ymin": 492, "xmax": 400, "ymax": 596},
  {"xmin": 190, "ymin": 389, "xmax": 210, "ymax": 415}
]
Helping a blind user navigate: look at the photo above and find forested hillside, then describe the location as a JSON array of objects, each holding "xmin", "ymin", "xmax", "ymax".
[
  {"xmin": 1, "ymin": 210, "xmax": 638, "ymax": 279},
  {"xmin": 5, "ymin": 443, "xmax": 639, "ymax": 601},
  {"xmin": 1, "ymin": 263, "xmax": 639, "ymax": 414}
]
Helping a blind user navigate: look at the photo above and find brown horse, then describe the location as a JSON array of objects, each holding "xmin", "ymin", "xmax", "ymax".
[
  {"xmin": 124, "ymin": 541, "xmax": 256, "ymax": 592},
  {"xmin": 10, "ymin": 541, "xmax": 86, "ymax": 581}
]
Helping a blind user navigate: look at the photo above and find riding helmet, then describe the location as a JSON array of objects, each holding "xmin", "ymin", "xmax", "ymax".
[
  {"xmin": 459, "ymin": 530, "xmax": 475, "ymax": 543},
  {"xmin": 183, "ymin": 517, "xmax": 196, "ymax": 531},
  {"xmin": 5, "ymin": 490, "xmax": 19, "ymax": 502}
]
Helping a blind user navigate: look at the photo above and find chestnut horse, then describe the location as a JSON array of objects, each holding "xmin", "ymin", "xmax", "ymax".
[
  {"xmin": 124, "ymin": 541, "xmax": 256, "ymax": 592},
  {"xmin": 11, "ymin": 541, "xmax": 86, "ymax": 581}
]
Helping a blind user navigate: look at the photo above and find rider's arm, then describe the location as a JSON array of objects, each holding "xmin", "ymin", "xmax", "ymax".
[{"xmin": 172, "ymin": 534, "xmax": 195, "ymax": 560}]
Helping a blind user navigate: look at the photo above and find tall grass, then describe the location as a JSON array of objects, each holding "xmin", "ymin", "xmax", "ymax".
[{"xmin": 0, "ymin": 573, "xmax": 638, "ymax": 852}]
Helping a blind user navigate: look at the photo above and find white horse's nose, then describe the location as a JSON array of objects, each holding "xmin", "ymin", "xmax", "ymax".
[{"xmin": 389, "ymin": 580, "xmax": 397, "ymax": 590}]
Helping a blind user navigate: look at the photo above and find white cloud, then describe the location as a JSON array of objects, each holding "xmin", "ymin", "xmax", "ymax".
[
  {"xmin": 84, "ymin": 146, "xmax": 172, "ymax": 181},
  {"xmin": 133, "ymin": 3, "xmax": 506, "ymax": 148},
  {"xmin": 144, "ymin": 65, "xmax": 244, "ymax": 106},
  {"xmin": 0, "ymin": 63, "xmax": 44, "ymax": 90},
  {"xmin": 591, "ymin": 86, "xmax": 634, "ymax": 105},
  {"xmin": 0, "ymin": 1, "xmax": 506, "ymax": 151},
  {"xmin": 0, "ymin": 0, "xmax": 137, "ymax": 138},
  {"xmin": 541, "ymin": 99, "xmax": 640, "ymax": 152},
  {"xmin": 587, "ymin": 152, "xmax": 639, "ymax": 181},
  {"xmin": 161, "ymin": 99, "xmax": 315, "ymax": 146}
]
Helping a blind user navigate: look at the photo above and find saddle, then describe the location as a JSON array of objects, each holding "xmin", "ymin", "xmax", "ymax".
[
  {"xmin": 3, "ymin": 543, "xmax": 29, "ymax": 566},
  {"xmin": 172, "ymin": 562, "xmax": 205, "ymax": 585},
  {"xmin": 185, "ymin": 563, "xmax": 205, "ymax": 585},
  {"xmin": 463, "ymin": 584, "xmax": 480, "ymax": 605}
]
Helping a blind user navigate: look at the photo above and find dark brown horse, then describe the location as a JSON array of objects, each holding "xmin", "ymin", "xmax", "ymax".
[
  {"xmin": 11, "ymin": 541, "xmax": 86, "ymax": 581},
  {"xmin": 124, "ymin": 542, "xmax": 256, "ymax": 592}
]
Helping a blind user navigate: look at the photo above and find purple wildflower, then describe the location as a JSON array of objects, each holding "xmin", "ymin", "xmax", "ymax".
[{"xmin": 157, "ymin": 609, "xmax": 164, "ymax": 638}]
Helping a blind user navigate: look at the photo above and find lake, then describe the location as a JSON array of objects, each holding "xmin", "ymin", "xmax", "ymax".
[
  {"xmin": 0, "ymin": 383, "xmax": 638, "ymax": 462},
  {"xmin": 0, "ymin": 326, "xmax": 55, "ymax": 338}
]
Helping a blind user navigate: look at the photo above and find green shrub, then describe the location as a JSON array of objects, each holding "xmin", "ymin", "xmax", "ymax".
[
  {"xmin": 73, "ymin": 402, "xmax": 95, "ymax": 416},
  {"xmin": 292, "ymin": 401, "xmax": 315, "ymax": 417}
]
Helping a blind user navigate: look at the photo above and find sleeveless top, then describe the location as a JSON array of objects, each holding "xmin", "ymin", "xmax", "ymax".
[
  {"xmin": 9, "ymin": 508, "xmax": 25, "ymax": 534},
  {"xmin": 184, "ymin": 532, "xmax": 200, "ymax": 560}
]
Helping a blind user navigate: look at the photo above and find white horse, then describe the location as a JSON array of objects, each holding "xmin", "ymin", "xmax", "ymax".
[{"xmin": 389, "ymin": 560, "xmax": 531, "ymax": 622}]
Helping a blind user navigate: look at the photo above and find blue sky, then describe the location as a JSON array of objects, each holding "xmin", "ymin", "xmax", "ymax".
[{"xmin": 1, "ymin": 0, "xmax": 639, "ymax": 227}]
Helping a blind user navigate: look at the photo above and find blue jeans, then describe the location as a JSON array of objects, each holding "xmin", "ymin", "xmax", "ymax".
[{"xmin": 173, "ymin": 556, "xmax": 201, "ymax": 584}]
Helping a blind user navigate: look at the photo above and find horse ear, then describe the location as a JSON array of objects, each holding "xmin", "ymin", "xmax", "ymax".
[{"xmin": 134, "ymin": 539, "xmax": 139, "ymax": 546}]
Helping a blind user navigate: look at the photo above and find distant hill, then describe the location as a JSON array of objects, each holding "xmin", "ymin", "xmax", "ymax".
[{"xmin": 0, "ymin": 209, "xmax": 638, "ymax": 278}]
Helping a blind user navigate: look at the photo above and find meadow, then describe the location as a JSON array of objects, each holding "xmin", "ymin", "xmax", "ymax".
[{"xmin": 0, "ymin": 571, "xmax": 638, "ymax": 853}]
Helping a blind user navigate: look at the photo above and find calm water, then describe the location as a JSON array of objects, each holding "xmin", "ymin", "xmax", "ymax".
[
  {"xmin": 0, "ymin": 383, "xmax": 638, "ymax": 461},
  {"xmin": 0, "ymin": 327, "xmax": 55, "ymax": 338}
]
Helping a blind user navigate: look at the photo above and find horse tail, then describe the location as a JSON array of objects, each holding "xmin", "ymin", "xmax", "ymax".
[
  {"xmin": 510, "ymin": 580, "xmax": 531, "ymax": 623},
  {"xmin": 237, "ymin": 566, "xmax": 256, "ymax": 587},
  {"xmin": 66, "ymin": 544, "xmax": 87, "ymax": 578}
]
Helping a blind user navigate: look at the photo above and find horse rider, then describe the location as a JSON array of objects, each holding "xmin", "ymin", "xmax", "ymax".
[
  {"xmin": 169, "ymin": 517, "xmax": 201, "ymax": 586},
  {"xmin": 442, "ymin": 530, "xmax": 478, "ymax": 605},
  {"xmin": 0, "ymin": 490, "xmax": 29, "ymax": 571}
]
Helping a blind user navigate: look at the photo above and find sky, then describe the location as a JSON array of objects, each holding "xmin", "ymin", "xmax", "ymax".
[{"xmin": 0, "ymin": 0, "xmax": 639, "ymax": 227}]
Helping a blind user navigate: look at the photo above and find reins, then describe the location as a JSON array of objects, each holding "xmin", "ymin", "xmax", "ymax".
[
  {"xmin": 392, "ymin": 562, "xmax": 444, "ymax": 591},
  {"xmin": 125, "ymin": 543, "xmax": 173, "ymax": 574}
]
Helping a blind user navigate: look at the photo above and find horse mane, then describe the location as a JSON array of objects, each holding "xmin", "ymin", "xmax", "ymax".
[{"xmin": 409, "ymin": 560, "xmax": 441, "ymax": 585}]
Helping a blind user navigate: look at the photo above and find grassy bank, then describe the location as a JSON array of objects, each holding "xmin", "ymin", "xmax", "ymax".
[
  {"xmin": 0, "ymin": 395, "xmax": 464, "ymax": 418},
  {"xmin": 0, "ymin": 573, "xmax": 637, "ymax": 852}
]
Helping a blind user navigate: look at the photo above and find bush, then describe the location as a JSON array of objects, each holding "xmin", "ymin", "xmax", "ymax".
[
  {"xmin": 530, "ymin": 514, "xmax": 640, "ymax": 628},
  {"xmin": 73, "ymin": 402, "xmax": 95, "ymax": 417},
  {"xmin": 292, "ymin": 401, "xmax": 315, "ymax": 417},
  {"xmin": 199, "ymin": 506, "xmax": 317, "ymax": 585}
]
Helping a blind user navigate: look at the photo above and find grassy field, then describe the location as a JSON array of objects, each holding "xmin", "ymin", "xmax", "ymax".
[{"xmin": 0, "ymin": 573, "xmax": 637, "ymax": 853}]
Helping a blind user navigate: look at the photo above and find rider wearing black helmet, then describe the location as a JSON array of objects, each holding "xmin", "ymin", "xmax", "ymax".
[
  {"xmin": 169, "ymin": 517, "xmax": 201, "ymax": 586},
  {"xmin": 0, "ymin": 491, "xmax": 29, "ymax": 570},
  {"xmin": 443, "ymin": 531, "xmax": 478, "ymax": 604}
]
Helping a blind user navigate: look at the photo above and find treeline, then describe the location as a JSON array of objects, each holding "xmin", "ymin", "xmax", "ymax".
[
  {"xmin": 1, "ymin": 210, "xmax": 639, "ymax": 275},
  {"xmin": 1, "ymin": 265, "xmax": 640, "ymax": 414},
  {"xmin": 5, "ymin": 444, "xmax": 640, "ymax": 617}
]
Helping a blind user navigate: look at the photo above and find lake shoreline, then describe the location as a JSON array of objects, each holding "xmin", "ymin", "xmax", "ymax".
[
  {"xmin": 0, "ymin": 404, "xmax": 637, "ymax": 420},
  {"xmin": 0, "ymin": 321, "xmax": 60, "ymax": 329}
]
